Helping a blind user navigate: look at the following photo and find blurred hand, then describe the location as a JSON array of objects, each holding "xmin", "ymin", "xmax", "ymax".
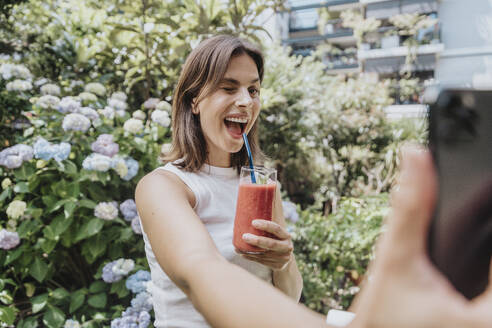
[
  {"xmin": 349, "ymin": 145, "xmax": 492, "ymax": 328},
  {"xmin": 240, "ymin": 219, "xmax": 293, "ymax": 271}
]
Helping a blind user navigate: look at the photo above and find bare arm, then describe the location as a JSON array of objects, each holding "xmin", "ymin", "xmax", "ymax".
[
  {"xmin": 271, "ymin": 185, "xmax": 303, "ymax": 301},
  {"xmin": 135, "ymin": 170, "xmax": 328, "ymax": 328}
]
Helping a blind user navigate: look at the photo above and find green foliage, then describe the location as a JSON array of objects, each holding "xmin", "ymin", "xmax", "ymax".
[
  {"xmin": 292, "ymin": 194, "xmax": 389, "ymax": 313},
  {"xmin": 0, "ymin": 76, "xmax": 168, "ymax": 325},
  {"xmin": 3, "ymin": 0, "xmax": 283, "ymax": 109},
  {"xmin": 260, "ymin": 44, "xmax": 407, "ymax": 209}
]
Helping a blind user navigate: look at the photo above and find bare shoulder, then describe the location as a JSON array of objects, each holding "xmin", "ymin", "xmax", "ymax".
[{"xmin": 135, "ymin": 169, "xmax": 195, "ymax": 215}]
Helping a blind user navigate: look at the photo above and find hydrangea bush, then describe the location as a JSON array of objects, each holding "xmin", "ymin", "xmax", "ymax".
[{"xmin": 0, "ymin": 63, "xmax": 171, "ymax": 327}]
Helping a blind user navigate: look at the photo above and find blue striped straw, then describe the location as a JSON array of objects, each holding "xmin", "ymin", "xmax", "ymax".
[{"xmin": 242, "ymin": 133, "xmax": 256, "ymax": 184}]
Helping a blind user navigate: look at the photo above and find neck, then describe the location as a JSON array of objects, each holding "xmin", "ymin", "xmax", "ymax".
[{"xmin": 206, "ymin": 151, "xmax": 231, "ymax": 168}]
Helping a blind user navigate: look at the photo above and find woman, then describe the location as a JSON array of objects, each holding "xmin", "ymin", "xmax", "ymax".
[{"xmin": 136, "ymin": 35, "xmax": 302, "ymax": 327}]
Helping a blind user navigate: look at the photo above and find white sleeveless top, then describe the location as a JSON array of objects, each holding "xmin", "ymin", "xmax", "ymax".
[{"xmin": 139, "ymin": 162, "xmax": 273, "ymax": 328}]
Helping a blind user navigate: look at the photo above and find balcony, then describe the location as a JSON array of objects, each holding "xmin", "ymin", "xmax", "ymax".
[
  {"xmin": 322, "ymin": 47, "xmax": 360, "ymax": 73},
  {"xmin": 358, "ymin": 18, "xmax": 443, "ymax": 73},
  {"xmin": 285, "ymin": 18, "xmax": 355, "ymax": 47}
]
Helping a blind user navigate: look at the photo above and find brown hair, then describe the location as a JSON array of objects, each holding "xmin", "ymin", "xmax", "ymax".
[{"xmin": 163, "ymin": 34, "xmax": 265, "ymax": 173}]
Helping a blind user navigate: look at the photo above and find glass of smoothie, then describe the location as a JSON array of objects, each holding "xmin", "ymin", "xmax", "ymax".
[{"xmin": 233, "ymin": 166, "xmax": 277, "ymax": 254}]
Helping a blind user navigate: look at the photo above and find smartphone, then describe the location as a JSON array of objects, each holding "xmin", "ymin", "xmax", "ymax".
[{"xmin": 427, "ymin": 88, "xmax": 492, "ymax": 300}]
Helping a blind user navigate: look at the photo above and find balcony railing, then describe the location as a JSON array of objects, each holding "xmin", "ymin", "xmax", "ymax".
[{"xmin": 286, "ymin": 0, "xmax": 359, "ymax": 11}]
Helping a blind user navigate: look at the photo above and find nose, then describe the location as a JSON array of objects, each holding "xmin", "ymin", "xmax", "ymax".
[{"xmin": 235, "ymin": 88, "xmax": 253, "ymax": 108}]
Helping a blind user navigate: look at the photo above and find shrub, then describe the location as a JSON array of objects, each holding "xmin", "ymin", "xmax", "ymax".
[
  {"xmin": 0, "ymin": 70, "xmax": 169, "ymax": 326},
  {"xmin": 292, "ymin": 194, "xmax": 389, "ymax": 313}
]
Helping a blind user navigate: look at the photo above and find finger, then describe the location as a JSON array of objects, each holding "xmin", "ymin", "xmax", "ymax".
[
  {"xmin": 252, "ymin": 220, "xmax": 290, "ymax": 240},
  {"xmin": 242, "ymin": 233, "xmax": 293, "ymax": 253},
  {"xmin": 386, "ymin": 145, "xmax": 437, "ymax": 256},
  {"xmin": 241, "ymin": 250, "xmax": 292, "ymax": 260}
]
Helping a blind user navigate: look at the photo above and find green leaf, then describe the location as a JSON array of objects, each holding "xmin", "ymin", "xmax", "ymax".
[
  {"xmin": 66, "ymin": 182, "xmax": 80, "ymax": 198},
  {"xmin": 29, "ymin": 208, "xmax": 43, "ymax": 220},
  {"xmin": 0, "ymin": 305, "xmax": 17, "ymax": 325},
  {"xmin": 89, "ymin": 281, "xmax": 106, "ymax": 294},
  {"xmin": 51, "ymin": 288, "xmax": 69, "ymax": 300},
  {"xmin": 30, "ymin": 258, "xmax": 49, "ymax": 283},
  {"xmin": 0, "ymin": 188, "xmax": 11, "ymax": 203},
  {"xmin": 110, "ymin": 279, "xmax": 129, "ymax": 298},
  {"xmin": 49, "ymin": 215, "xmax": 73, "ymax": 236},
  {"xmin": 75, "ymin": 218, "xmax": 104, "ymax": 242},
  {"xmin": 13, "ymin": 182, "xmax": 29, "ymax": 193},
  {"xmin": 17, "ymin": 316, "xmax": 39, "ymax": 328},
  {"xmin": 4, "ymin": 246, "xmax": 23, "ymax": 265},
  {"xmin": 61, "ymin": 160, "xmax": 78, "ymax": 174},
  {"xmin": 87, "ymin": 293, "xmax": 107, "ymax": 309},
  {"xmin": 43, "ymin": 305, "xmax": 65, "ymax": 328},
  {"xmin": 84, "ymin": 235, "xmax": 107, "ymax": 262},
  {"xmin": 43, "ymin": 226, "xmax": 57, "ymax": 240},
  {"xmin": 64, "ymin": 201, "xmax": 77, "ymax": 218},
  {"xmin": 14, "ymin": 163, "xmax": 35, "ymax": 180},
  {"xmin": 47, "ymin": 198, "xmax": 70, "ymax": 213},
  {"xmin": 40, "ymin": 238, "xmax": 57, "ymax": 254},
  {"xmin": 0, "ymin": 290, "xmax": 13, "ymax": 305},
  {"xmin": 69, "ymin": 290, "xmax": 85, "ymax": 313},
  {"xmin": 17, "ymin": 219, "xmax": 42, "ymax": 238},
  {"xmin": 79, "ymin": 199, "xmax": 96, "ymax": 209},
  {"xmin": 31, "ymin": 293, "xmax": 48, "ymax": 313},
  {"xmin": 42, "ymin": 195, "xmax": 57, "ymax": 208}
]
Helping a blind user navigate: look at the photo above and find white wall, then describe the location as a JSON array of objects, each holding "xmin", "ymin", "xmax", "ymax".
[{"xmin": 436, "ymin": 0, "xmax": 492, "ymax": 87}]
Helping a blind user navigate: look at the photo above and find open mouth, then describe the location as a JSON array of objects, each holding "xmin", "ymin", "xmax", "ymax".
[{"xmin": 224, "ymin": 117, "xmax": 248, "ymax": 136}]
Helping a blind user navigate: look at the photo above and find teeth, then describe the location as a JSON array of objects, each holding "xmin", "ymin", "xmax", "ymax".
[{"xmin": 225, "ymin": 117, "xmax": 248, "ymax": 124}]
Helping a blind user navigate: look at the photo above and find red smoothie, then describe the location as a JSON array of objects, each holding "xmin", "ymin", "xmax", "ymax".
[{"xmin": 233, "ymin": 182, "xmax": 276, "ymax": 253}]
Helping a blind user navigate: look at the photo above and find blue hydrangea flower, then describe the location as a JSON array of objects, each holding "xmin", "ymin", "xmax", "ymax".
[
  {"xmin": 126, "ymin": 270, "xmax": 151, "ymax": 294},
  {"xmin": 0, "ymin": 144, "xmax": 34, "ymax": 169},
  {"xmin": 130, "ymin": 292, "xmax": 153, "ymax": 312},
  {"xmin": 102, "ymin": 258, "xmax": 135, "ymax": 283},
  {"xmin": 120, "ymin": 199, "xmax": 137, "ymax": 221},
  {"xmin": 91, "ymin": 134, "xmax": 119, "ymax": 157},
  {"xmin": 62, "ymin": 113, "xmax": 91, "ymax": 132},
  {"xmin": 102, "ymin": 261, "xmax": 122, "ymax": 283},
  {"xmin": 111, "ymin": 156, "xmax": 139, "ymax": 181},
  {"xmin": 131, "ymin": 217, "xmax": 142, "ymax": 235},
  {"xmin": 82, "ymin": 153, "xmax": 112, "ymax": 172},
  {"xmin": 111, "ymin": 307, "xmax": 150, "ymax": 328},
  {"xmin": 33, "ymin": 137, "xmax": 70, "ymax": 162},
  {"xmin": 0, "ymin": 229, "xmax": 20, "ymax": 250},
  {"xmin": 123, "ymin": 157, "xmax": 139, "ymax": 181}
]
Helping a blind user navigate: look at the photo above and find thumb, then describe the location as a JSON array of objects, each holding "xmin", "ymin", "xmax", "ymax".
[{"xmin": 386, "ymin": 145, "xmax": 437, "ymax": 255}]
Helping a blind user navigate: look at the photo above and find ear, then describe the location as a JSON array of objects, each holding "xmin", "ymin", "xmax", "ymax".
[{"xmin": 191, "ymin": 98, "xmax": 199, "ymax": 114}]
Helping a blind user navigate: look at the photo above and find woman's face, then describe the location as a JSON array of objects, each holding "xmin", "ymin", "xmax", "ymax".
[{"xmin": 193, "ymin": 53, "xmax": 261, "ymax": 167}]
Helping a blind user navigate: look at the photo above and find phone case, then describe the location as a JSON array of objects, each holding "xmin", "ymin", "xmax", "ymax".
[{"xmin": 428, "ymin": 88, "xmax": 492, "ymax": 299}]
